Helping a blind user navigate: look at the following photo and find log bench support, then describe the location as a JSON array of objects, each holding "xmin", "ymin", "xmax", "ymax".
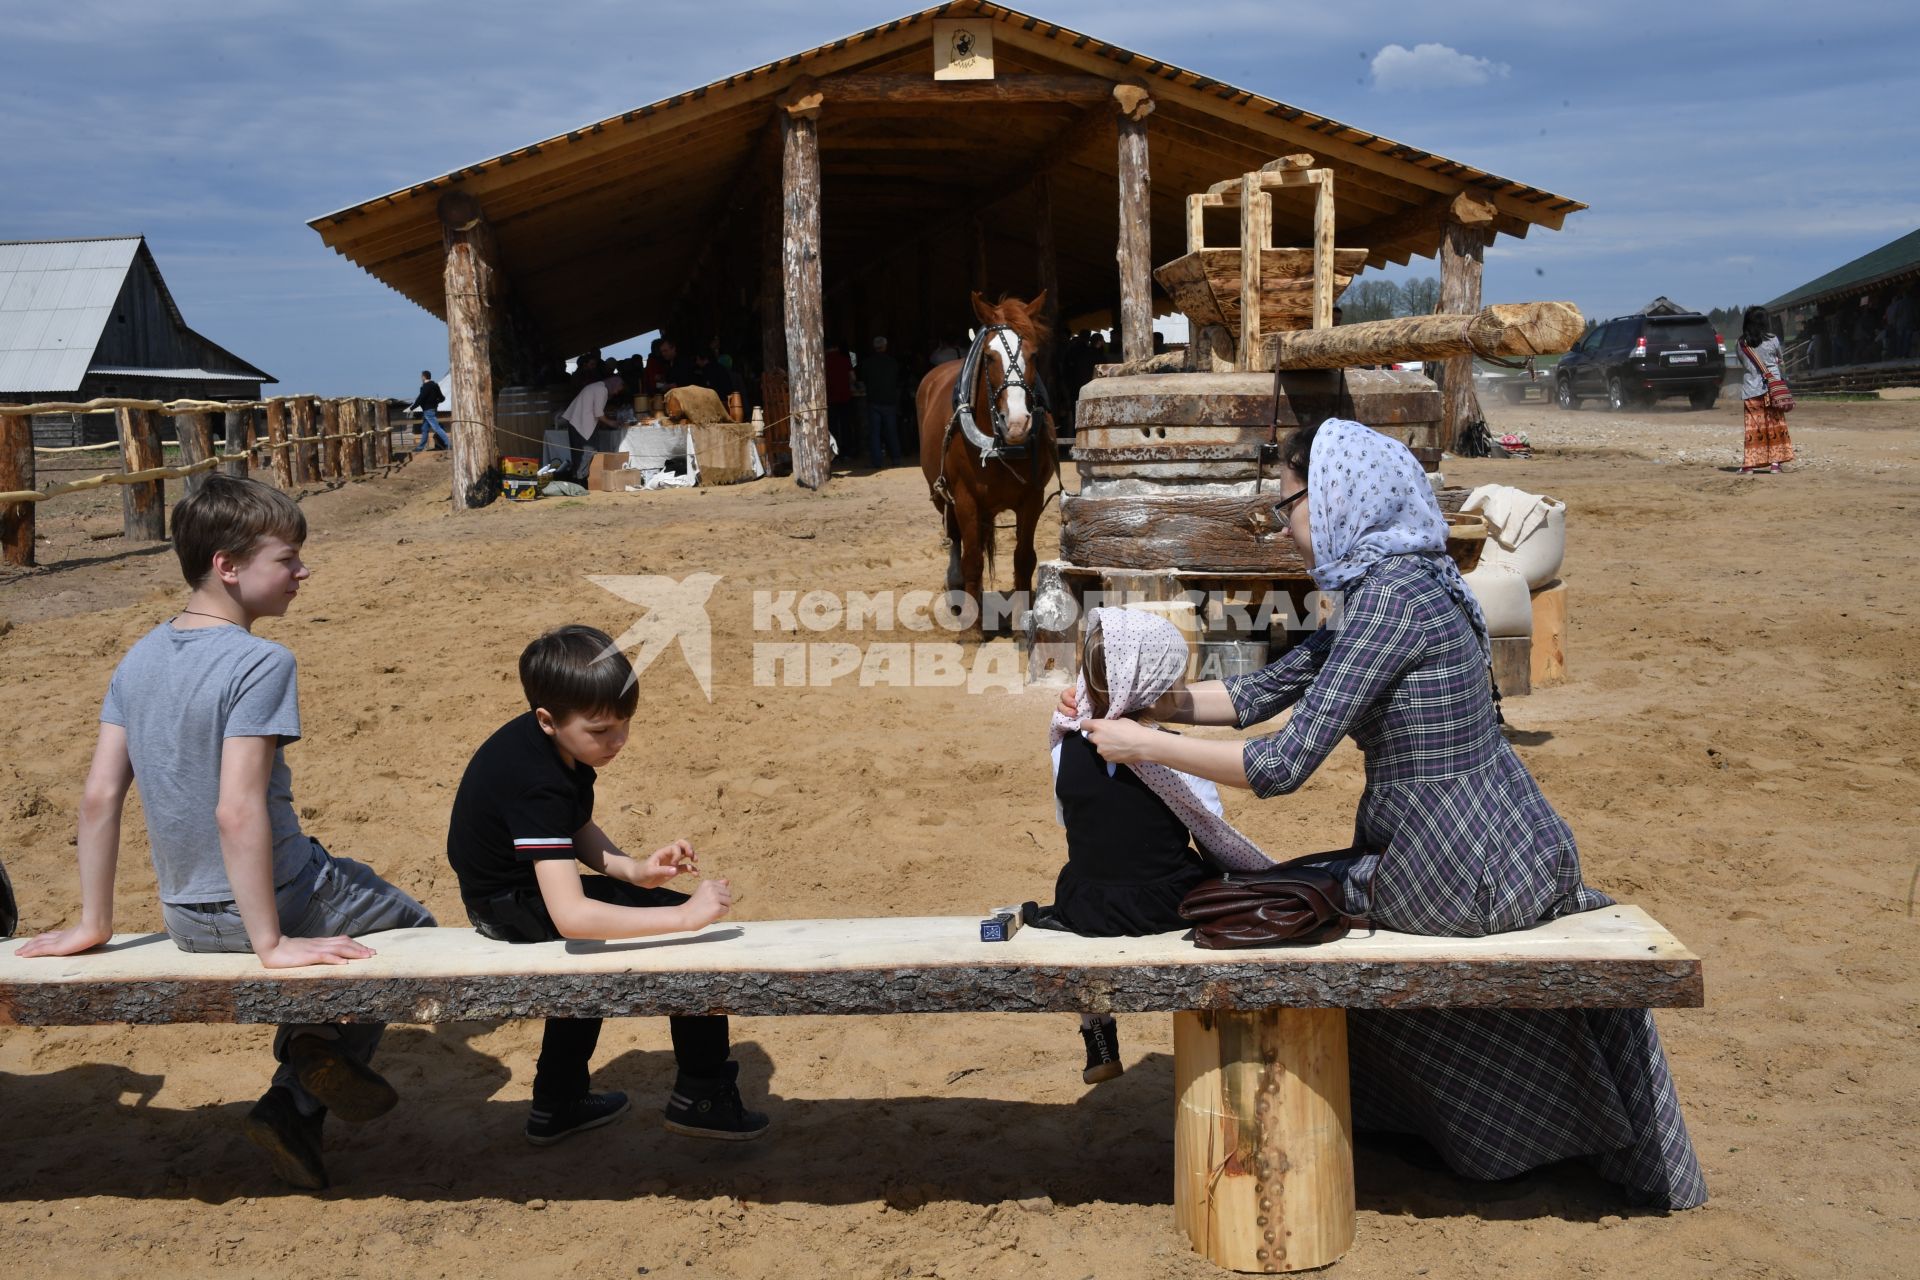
[
  {"xmin": 0, "ymin": 908, "xmax": 1699, "ymax": 1275},
  {"xmin": 1175, "ymin": 1008, "xmax": 1354, "ymax": 1273}
]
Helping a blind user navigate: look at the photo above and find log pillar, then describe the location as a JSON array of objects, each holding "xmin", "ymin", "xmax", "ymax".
[
  {"xmin": 781, "ymin": 82, "xmax": 831, "ymax": 491},
  {"xmin": 265, "ymin": 400, "xmax": 293, "ymax": 488},
  {"xmin": 178, "ymin": 411, "xmax": 216, "ymax": 496},
  {"xmin": 1173, "ymin": 1008, "xmax": 1354, "ymax": 1273},
  {"xmin": 116, "ymin": 407, "xmax": 165, "ymax": 541},
  {"xmin": 221, "ymin": 409, "xmax": 249, "ymax": 478},
  {"xmin": 1437, "ymin": 217, "xmax": 1491, "ymax": 451},
  {"xmin": 1114, "ymin": 86, "xmax": 1155, "ymax": 364},
  {"xmin": 1, "ymin": 414, "xmax": 33, "ymax": 567},
  {"xmin": 440, "ymin": 191, "xmax": 501, "ymax": 510}
]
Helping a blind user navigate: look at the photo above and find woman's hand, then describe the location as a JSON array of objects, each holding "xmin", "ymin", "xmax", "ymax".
[
  {"xmin": 1078, "ymin": 717, "xmax": 1164, "ymax": 766},
  {"xmin": 1055, "ymin": 685, "xmax": 1080, "ymax": 721}
]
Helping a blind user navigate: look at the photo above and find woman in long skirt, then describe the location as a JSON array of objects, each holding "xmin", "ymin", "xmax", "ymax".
[
  {"xmin": 1065, "ymin": 418, "xmax": 1708, "ymax": 1209},
  {"xmin": 1739, "ymin": 305, "xmax": 1794, "ymax": 473}
]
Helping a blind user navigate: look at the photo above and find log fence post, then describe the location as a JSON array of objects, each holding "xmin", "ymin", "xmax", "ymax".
[
  {"xmin": 1, "ymin": 413, "xmax": 32, "ymax": 567},
  {"xmin": 341, "ymin": 400, "xmax": 366, "ymax": 478},
  {"xmin": 265, "ymin": 400, "xmax": 293, "ymax": 488},
  {"xmin": 374, "ymin": 400, "xmax": 393, "ymax": 467},
  {"xmin": 296, "ymin": 396, "xmax": 321, "ymax": 484},
  {"xmin": 781, "ymin": 80, "xmax": 830, "ymax": 490},
  {"xmin": 221, "ymin": 408, "xmax": 249, "ymax": 478},
  {"xmin": 178, "ymin": 411, "xmax": 216, "ymax": 496},
  {"xmin": 319, "ymin": 399, "xmax": 342, "ymax": 481},
  {"xmin": 116, "ymin": 407, "xmax": 166, "ymax": 541}
]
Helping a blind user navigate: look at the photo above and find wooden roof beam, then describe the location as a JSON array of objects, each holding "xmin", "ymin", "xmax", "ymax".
[{"xmin": 817, "ymin": 71, "xmax": 1114, "ymax": 104}]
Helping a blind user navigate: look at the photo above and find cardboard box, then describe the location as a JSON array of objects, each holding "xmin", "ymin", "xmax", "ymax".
[{"xmin": 585, "ymin": 452, "xmax": 630, "ymax": 492}]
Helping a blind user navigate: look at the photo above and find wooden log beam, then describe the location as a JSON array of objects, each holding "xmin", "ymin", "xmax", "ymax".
[
  {"xmin": 0, "ymin": 414, "xmax": 32, "ymax": 567},
  {"xmin": 1116, "ymin": 92, "xmax": 1155, "ymax": 363},
  {"xmin": 177, "ymin": 411, "xmax": 216, "ymax": 496},
  {"xmin": 1175, "ymin": 1008, "xmax": 1354, "ymax": 1272},
  {"xmin": 1265, "ymin": 302, "xmax": 1584, "ymax": 370},
  {"xmin": 221, "ymin": 408, "xmax": 250, "ymax": 478},
  {"xmin": 1348, "ymin": 190, "xmax": 1498, "ymax": 263},
  {"xmin": 440, "ymin": 191, "xmax": 500, "ymax": 511},
  {"xmin": 0, "ymin": 906, "xmax": 1703, "ymax": 1026},
  {"xmin": 782, "ymin": 98, "xmax": 831, "ymax": 490},
  {"xmin": 1437, "ymin": 219, "xmax": 1490, "ymax": 450},
  {"xmin": 819, "ymin": 73, "xmax": 1114, "ymax": 105},
  {"xmin": 116, "ymin": 408, "xmax": 166, "ymax": 540}
]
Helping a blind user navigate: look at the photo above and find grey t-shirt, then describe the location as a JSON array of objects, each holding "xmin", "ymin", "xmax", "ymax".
[{"xmin": 100, "ymin": 622, "xmax": 311, "ymax": 905}]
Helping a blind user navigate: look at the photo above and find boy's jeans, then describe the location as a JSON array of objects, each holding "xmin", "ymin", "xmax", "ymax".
[
  {"xmin": 416, "ymin": 407, "xmax": 450, "ymax": 450},
  {"xmin": 161, "ymin": 840, "xmax": 435, "ymax": 1116}
]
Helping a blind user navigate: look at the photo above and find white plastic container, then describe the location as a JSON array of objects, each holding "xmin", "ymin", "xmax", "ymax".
[{"xmin": 1462, "ymin": 561, "xmax": 1534, "ymax": 638}]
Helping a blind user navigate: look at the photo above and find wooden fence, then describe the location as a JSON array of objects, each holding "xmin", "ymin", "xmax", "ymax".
[{"xmin": 0, "ymin": 396, "xmax": 406, "ymax": 569}]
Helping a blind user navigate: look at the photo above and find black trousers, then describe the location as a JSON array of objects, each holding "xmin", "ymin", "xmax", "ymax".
[{"xmin": 464, "ymin": 876, "xmax": 730, "ymax": 1106}]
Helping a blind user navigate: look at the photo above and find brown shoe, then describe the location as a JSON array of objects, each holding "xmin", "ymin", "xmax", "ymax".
[
  {"xmin": 244, "ymin": 1086, "xmax": 328, "ymax": 1190},
  {"xmin": 285, "ymin": 1035, "xmax": 398, "ymax": 1123}
]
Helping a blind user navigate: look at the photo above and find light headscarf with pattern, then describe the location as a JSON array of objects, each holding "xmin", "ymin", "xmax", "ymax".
[
  {"xmin": 1305, "ymin": 417, "xmax": 1490, "ymax": 657},
  {"xmin": 1048, "ymin": 607, "xmax": 1273, "ymax": 872}
]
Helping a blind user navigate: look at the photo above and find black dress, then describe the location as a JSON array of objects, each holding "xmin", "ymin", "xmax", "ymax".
[{"xmin": 1047, "ymin": 730, "xmax": 1209, "ymax": 937}]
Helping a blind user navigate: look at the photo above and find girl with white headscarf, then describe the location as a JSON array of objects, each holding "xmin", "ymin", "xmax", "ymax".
[{"xmin": 1062, "ymin": 419, "xmax": 1706, "ymax": 1211}]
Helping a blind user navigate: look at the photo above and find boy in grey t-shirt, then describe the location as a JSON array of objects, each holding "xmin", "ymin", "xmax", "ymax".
[{"xmin": 18, "ymin": 475, "xmax": 434, "ymax": 1191}]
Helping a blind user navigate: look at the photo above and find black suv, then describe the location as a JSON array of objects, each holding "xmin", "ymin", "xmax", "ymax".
[{"xmin": 1553, "ymin": 311, "xmax": 1726, "ymax": 410}]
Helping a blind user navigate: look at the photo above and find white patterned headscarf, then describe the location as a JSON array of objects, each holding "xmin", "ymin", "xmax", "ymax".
[
  {"xmin": 1049, "ymin": 607, "xmax": 1273, "ymax": 871},
  {"xmin": 1306, "ymin": 418, "xmax": 1490, "ymax": 657}
]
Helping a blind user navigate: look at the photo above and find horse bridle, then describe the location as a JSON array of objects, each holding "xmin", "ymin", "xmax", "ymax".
[{"xmin": 950, "ymin": 323, "xmax": 1050, "ymax": 464}]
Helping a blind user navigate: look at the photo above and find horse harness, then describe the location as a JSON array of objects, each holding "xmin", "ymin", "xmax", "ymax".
[{"xmin": 933, "ymin": 324, "xmax": 1055, "ymax": 516}]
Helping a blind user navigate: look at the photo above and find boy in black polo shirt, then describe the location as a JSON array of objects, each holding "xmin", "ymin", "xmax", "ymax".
[{"xmin": 447, "ymin": 624, "xmax": 768, "ymax": 1144}]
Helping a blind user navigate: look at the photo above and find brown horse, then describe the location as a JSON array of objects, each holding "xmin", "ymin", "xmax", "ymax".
[{"xmin": 916, "ymin": 292, "xmax": 1056, "ymax": 633}]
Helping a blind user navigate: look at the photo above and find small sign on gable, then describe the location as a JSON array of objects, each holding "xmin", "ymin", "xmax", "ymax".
[{"xmin": 932, "ymin": 19, "xmax": 994, "ymax": 81}]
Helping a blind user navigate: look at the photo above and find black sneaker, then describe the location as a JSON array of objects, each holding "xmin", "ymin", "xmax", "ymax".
[
  {"xmin": 662, "ymin": 1063, "xmax": 769, "ymax": 1142},
  {"xmin": 244, "ymin": 1086, "xmax": 328, "ymax": 1190},
  {"xmin": 526, "ymin": 1090, "xmax": 631, "ymax": 1146},
  {"xmin": 1081, "ymin": 1017, "xmax": 1123, "ymax": 1085},
  {"xmin": 285, "ymin": 1034, "xmax": 398, "ymax": 1123}
]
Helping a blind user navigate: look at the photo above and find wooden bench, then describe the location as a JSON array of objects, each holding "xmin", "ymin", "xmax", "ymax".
[{"xmin": 0, "ymin": 907, "xmax": 1701, "ymax": 1273}]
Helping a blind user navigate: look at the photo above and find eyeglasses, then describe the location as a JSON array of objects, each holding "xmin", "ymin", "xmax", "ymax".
[{"xmin": 1270, "ymin": 487, "xmax": 1307, "ymax": 522}]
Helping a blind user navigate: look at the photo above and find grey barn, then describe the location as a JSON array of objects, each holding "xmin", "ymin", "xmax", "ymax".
[{"xmin": 0, "ymin": 236, "xmax": 275, "ymax": 445}]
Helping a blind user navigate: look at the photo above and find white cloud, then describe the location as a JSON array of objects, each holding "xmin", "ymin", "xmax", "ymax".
[{"xmin": 1371, "ymin": 42, "xmax": 1511, "ymax": 91}]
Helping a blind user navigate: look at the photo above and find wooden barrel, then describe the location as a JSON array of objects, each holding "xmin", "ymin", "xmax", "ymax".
[
  {"xmin": 495, "ymin": 385, "xmax": 568, "ymax": 461},
  {"xmin": 1063, "ymin": 369, "xmax": 1451, "ymax": 574}
]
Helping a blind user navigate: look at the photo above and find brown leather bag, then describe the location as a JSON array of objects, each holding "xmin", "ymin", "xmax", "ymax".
[{"xmin": 1178, "ymin": 853, "xmax": 1370, "ymax": 949}]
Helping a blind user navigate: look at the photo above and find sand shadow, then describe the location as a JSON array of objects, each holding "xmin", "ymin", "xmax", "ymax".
[{"xmin": 0, "ymin": 1037, "xmax": 1647, "ymax": 1222}]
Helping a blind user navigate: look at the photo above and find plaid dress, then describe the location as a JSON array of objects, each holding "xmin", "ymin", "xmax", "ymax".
[{"xmin": 1226, "ymin": 555, "xmax": 1707, "ymax": 1209}]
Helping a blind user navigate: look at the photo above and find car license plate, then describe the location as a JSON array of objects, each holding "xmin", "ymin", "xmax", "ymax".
[{"xmin": 1668, "ymin": 354, "xmax": 1699, "ymax": 364}]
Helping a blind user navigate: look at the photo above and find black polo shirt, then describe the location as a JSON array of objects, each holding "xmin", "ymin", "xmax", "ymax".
[{"xmin": 447, "ymin": 712, "xmax": 595, "ymax": 903}]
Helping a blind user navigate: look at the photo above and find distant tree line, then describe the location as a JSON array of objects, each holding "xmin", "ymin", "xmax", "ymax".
[{"xmin": 1341, "ymin": 278, "xmax": 1442, "ymax": 323}]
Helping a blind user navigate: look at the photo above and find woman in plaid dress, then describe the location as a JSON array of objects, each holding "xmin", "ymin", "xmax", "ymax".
[{"xmin": 1072, "ymin": 418, "xmax": 1706, "ymax": 1209}]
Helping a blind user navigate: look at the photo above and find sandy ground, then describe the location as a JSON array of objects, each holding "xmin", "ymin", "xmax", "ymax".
[{"xmin": 2, "ymin": 395, "xmax": 1917, "ymax": 1279}]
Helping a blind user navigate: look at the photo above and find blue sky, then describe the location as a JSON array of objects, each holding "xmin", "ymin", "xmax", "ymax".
[{"xmin": 4, "ymin": 1, "xmax": 1914, "ymax": 394}]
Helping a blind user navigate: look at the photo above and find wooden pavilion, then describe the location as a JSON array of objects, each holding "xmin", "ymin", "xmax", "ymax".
[{"xmin": 309, "ymin": 1, "xmax": 1583, "ymax": 501}]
